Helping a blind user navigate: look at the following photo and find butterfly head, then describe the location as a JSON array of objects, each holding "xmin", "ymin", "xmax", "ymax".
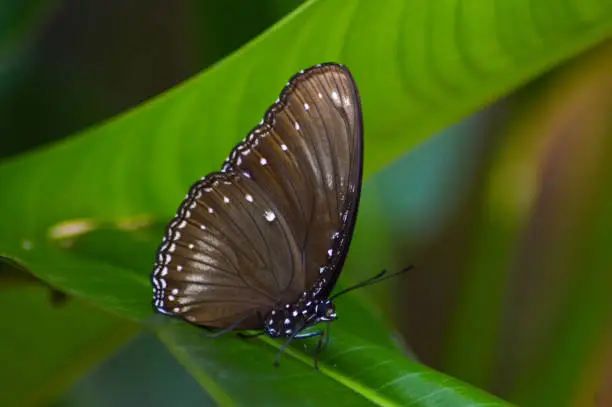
[{"xmin": 314, "ymin": 299, "xmax": 337, "ymax": 322}]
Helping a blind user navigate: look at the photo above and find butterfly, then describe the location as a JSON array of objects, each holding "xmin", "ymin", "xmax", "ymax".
[{"xmin": 151, "ymin": 63, "xmax": 411, "ymax": 368}]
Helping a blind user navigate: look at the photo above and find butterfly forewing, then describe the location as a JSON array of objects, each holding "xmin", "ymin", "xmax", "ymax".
[
  {"xmin": 224, "ymin": 65, "xmax": 363, "ymax": 295},
  {"xmin": 152, "ymin": 63, "xmax": 363, "ymax": 330}
]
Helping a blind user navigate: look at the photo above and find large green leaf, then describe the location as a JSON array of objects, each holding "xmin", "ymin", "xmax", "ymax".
[
  {"xmin": 155, "ymin": 318, "xmax": 510, "ymax": 406},
  {"xmin": 1, "ymin": 0, "xmax": 611, "ymax": 405}
]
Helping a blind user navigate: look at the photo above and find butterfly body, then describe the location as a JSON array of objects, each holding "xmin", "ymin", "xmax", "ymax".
[{"xmin": 263, "ymin": 292, "xmax": 336, "ymax": 338}]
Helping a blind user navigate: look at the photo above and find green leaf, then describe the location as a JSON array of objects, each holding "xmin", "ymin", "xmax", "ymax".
[
  {"xmin": 1, "ymin": 0, "xmax": 611, "ymax": 405},
  {"xmin": 0, "ymin": 286, "xmax": 137, "ymax": 407},
  {"xmin": 155, "ymin": 318, "xmax": 511, "ymax": 407}
]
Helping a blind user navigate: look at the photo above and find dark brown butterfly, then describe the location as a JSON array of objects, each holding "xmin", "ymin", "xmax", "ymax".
[{"xmin": 151, "ymin": 63, "xmax": 410, "ymax": 367}]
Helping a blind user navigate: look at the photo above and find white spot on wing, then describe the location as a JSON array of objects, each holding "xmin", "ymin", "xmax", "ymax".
[
  {"xmin": 304, "ymin": 103, "xmax": 310, "ymax": 111},
  {"xmin": 245, "ymin": 194, "xmax": 254, "ymax": 203},
  {"xmin": 294, "ymin": 122, "xmax": 300, "ymax": 131},
  {"xmin": 260, "ymin": 157, "xmax": 267, "ymax": 165},
  {"xmin": 177, "ymin": 265, "xmax": 183, "ymax": 271},
  {"xmin": 264, "ymin": 210, "xmax": 276, "ymax": 222},
  {"xmin": 326, "ymin": 174, "xmax": 334, "ymax": 189},
  {"xmin": 331, "ymin": 90, "xmax": 340, "ymax": 105},
  {"xmin": 208, "ymin": 207, "xmax": 214, "ymax": 214},
  {"xmin": 281, "ymin": 144, "xmax": 288, "ymax": 151},
  {"xmin": 223, "ymin": 196, "xmax": 230, "ymax": 204}
]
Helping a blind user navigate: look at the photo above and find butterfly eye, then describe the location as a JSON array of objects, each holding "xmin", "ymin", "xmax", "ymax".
[{"xmin": 325, "ymin": 304, "xmax": 336, "ymax": 319}]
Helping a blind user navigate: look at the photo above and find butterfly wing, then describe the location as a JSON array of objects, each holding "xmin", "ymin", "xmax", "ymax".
[
  {"xmin": 152, "ymin": 63, "xmax": 363, "ymax": 329},
  {"xmin": 223, "ymin": 63, "xmax": 363, "ymax": 298},
  {"xmin": 152, "ymin": 171, "xmax": 303, "ymax": 329}
]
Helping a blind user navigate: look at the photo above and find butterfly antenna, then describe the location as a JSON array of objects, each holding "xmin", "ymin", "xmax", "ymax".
[{"xmin": 329, "ymin": 265, "xmax": 415, "ymax": 300}]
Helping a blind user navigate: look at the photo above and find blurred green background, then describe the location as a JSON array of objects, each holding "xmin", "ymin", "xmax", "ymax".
[{"xmin": 1, "ymin": 1, "xmax": 612, "ymax": 406}]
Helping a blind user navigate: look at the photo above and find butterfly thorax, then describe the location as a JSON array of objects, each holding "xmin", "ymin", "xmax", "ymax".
[{"xmin": 264, "ymin": 291, "xmax": 337, "ymax": 338}]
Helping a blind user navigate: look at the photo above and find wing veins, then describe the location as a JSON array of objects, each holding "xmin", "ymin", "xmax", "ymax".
[
  {"xmin": 230, "ymin": 180, "xmax": 283, "ymax": 294},
  {"xmin": 320, "ymin": 74, "xmax": 343, "ymax": 218},
  {"xmin": 301, "ymin": 80, "xmax": 336, "ymax": 225}
]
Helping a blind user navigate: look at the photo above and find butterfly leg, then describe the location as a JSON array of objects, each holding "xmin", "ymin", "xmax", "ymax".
[
  {"xmin": 237, "ymin": 331, "xmax": 264, "ymax": 339},
  {"xmin": 274, "ymin": 332, "xmax": 298, "ymax": 368},
  {"xmin": 321, "ymin": 321, "xmax": 331, "ymax": 352},
  {"xmin": 294, "ymin": 330, "xmax": 324, "ymax": 339},
  {"xmin": 294, "ymin": 330, "xmax": 325, "ymax": 370},
  {"xmin": 235, "ymin": 311, "xmax": 264, "ymax": 339},
  {"xmin": 200, "ymin": 313, "xmax": 253, "ymax": 339},
  {"xmin": 316, "ymin": 323, "xmax": 332, "ymax": 370},
  {"xmin": 271, "ymin": 328, "xmax": 318, "ymax": 368}
]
